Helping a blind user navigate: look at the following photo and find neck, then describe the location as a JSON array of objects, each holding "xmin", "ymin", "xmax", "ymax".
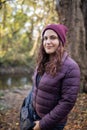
[
  {"xmin": 49, "ymin": 53, "xmax": 56, "ymax": 61},
  {"xmin": 49, "ymin": 47, "xmax": 64, "ymax": 61}
]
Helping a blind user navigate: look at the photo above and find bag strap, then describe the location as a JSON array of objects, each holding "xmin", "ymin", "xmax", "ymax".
[{"xmin": 25, "ymin": 86, "xmax": 34, "ymax": 107}]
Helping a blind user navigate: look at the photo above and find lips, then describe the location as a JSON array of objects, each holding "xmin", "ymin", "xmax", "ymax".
[{"xmin": 46, "ymin": 46, "xmax": 53, "ymax": 49}]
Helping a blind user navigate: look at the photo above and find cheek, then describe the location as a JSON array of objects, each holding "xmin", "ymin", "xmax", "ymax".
[{"xmin": 43, "ymin": 42, "xmax": 46, "ymax": 48}]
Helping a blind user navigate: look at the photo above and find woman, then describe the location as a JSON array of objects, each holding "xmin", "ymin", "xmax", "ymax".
[{"xmin": 31, "ymin": 24, "xmax": 80, "ymax": 130}]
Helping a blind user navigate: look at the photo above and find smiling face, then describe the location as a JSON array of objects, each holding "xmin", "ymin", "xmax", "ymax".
[{"xmin": 43, "ymin": 29, "xmax": 60, "ymax": 54}]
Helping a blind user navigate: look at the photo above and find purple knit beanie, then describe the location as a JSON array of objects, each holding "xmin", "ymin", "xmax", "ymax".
[{"xmin": 42, "ymin": 24, "xmax": 68, "ymax": 45}]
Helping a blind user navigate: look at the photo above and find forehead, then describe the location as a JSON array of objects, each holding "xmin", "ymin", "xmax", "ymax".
[{"xmin": 44, "ymin": 29, "xmax": 57, "ymax": 36}]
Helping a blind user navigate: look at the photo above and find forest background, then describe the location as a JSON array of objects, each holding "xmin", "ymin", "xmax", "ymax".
[
  {"xmin": 0, "ymin": 0, "xmax": 58, "ymax": 76},
  {"xmin": 0, "ymin": 0, "xmax": 87, "ymax": 130}
]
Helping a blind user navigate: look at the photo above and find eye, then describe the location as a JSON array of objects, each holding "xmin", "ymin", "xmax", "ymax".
[
  {"xmin": 43, "ymin": 36, "xmax": 48, "ymax": 41},
  {"xmin": 42, "ymin": 35, "xmax": 58, "ymax": 41},
  {"xmin": 50, "ymin": 36, "xmax": 58, "ymax": 40}
]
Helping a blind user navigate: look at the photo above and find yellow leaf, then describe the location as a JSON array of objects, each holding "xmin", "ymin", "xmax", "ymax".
[{"xmin": 16, "ymin": 122, "xmax": 19, "ymax": 126}]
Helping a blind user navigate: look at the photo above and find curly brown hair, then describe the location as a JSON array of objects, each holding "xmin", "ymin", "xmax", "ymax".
[{"xmin": 37, "ymin": 41, "xmax": 65, "ymax": 76}]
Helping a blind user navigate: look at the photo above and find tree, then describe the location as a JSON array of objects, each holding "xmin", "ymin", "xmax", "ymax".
[
  {"xmin": 0, "ymin": 0, "xmax": 58, "ymax": 69},
  {"xmin": 56, "ymin": 0, "xmax": 87, "ymax": 92}
]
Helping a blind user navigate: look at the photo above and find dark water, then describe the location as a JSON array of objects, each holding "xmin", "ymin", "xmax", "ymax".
[{"xmin": 0, "ymin": 74, "xmax": 32, "ymax": 90}]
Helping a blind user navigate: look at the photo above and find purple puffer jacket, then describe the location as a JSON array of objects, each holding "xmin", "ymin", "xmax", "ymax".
[{"xmin": 32, "ymin": 52, "xmax": 80, "ymax": 130}]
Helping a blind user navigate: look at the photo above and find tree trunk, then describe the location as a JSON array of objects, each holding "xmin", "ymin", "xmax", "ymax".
[{"xmin": 56, "ymin": 0, "xmax": 87, "ymax": 92}]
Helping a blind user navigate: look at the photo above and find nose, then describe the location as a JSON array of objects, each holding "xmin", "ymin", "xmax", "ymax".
[{"xmin": 45, "ymin": 38, "xmax": 51, "ymax": 44}]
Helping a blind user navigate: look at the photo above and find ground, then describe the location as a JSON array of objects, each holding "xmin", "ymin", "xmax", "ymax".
[{"xmin": 0, "ymin": 87, "xmax": 87, "ymax": 130}]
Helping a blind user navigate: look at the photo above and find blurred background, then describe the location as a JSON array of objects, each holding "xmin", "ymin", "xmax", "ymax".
[
  {"xmin": 0, "ymin": 1, "xmax": 87, "ymax": 130},
  {"xmin": 0, "ymin": 0, "xmax": 58, "ymax": 89}
]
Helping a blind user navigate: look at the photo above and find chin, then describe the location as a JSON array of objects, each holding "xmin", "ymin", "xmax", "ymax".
[{"xmin": 45, "ymin": 51, "xmax": 54, "ymax": 54}]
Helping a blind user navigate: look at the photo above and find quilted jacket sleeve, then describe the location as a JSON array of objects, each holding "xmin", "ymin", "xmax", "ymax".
[{"xmin": 39, "ymin": 63, "xmax": 80, "ymax": 130}]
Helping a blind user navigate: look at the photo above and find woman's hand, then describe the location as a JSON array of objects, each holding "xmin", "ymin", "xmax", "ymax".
[{"xmin": 33, "ymin": 121, "xmax": 41, "ymax": 130}]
